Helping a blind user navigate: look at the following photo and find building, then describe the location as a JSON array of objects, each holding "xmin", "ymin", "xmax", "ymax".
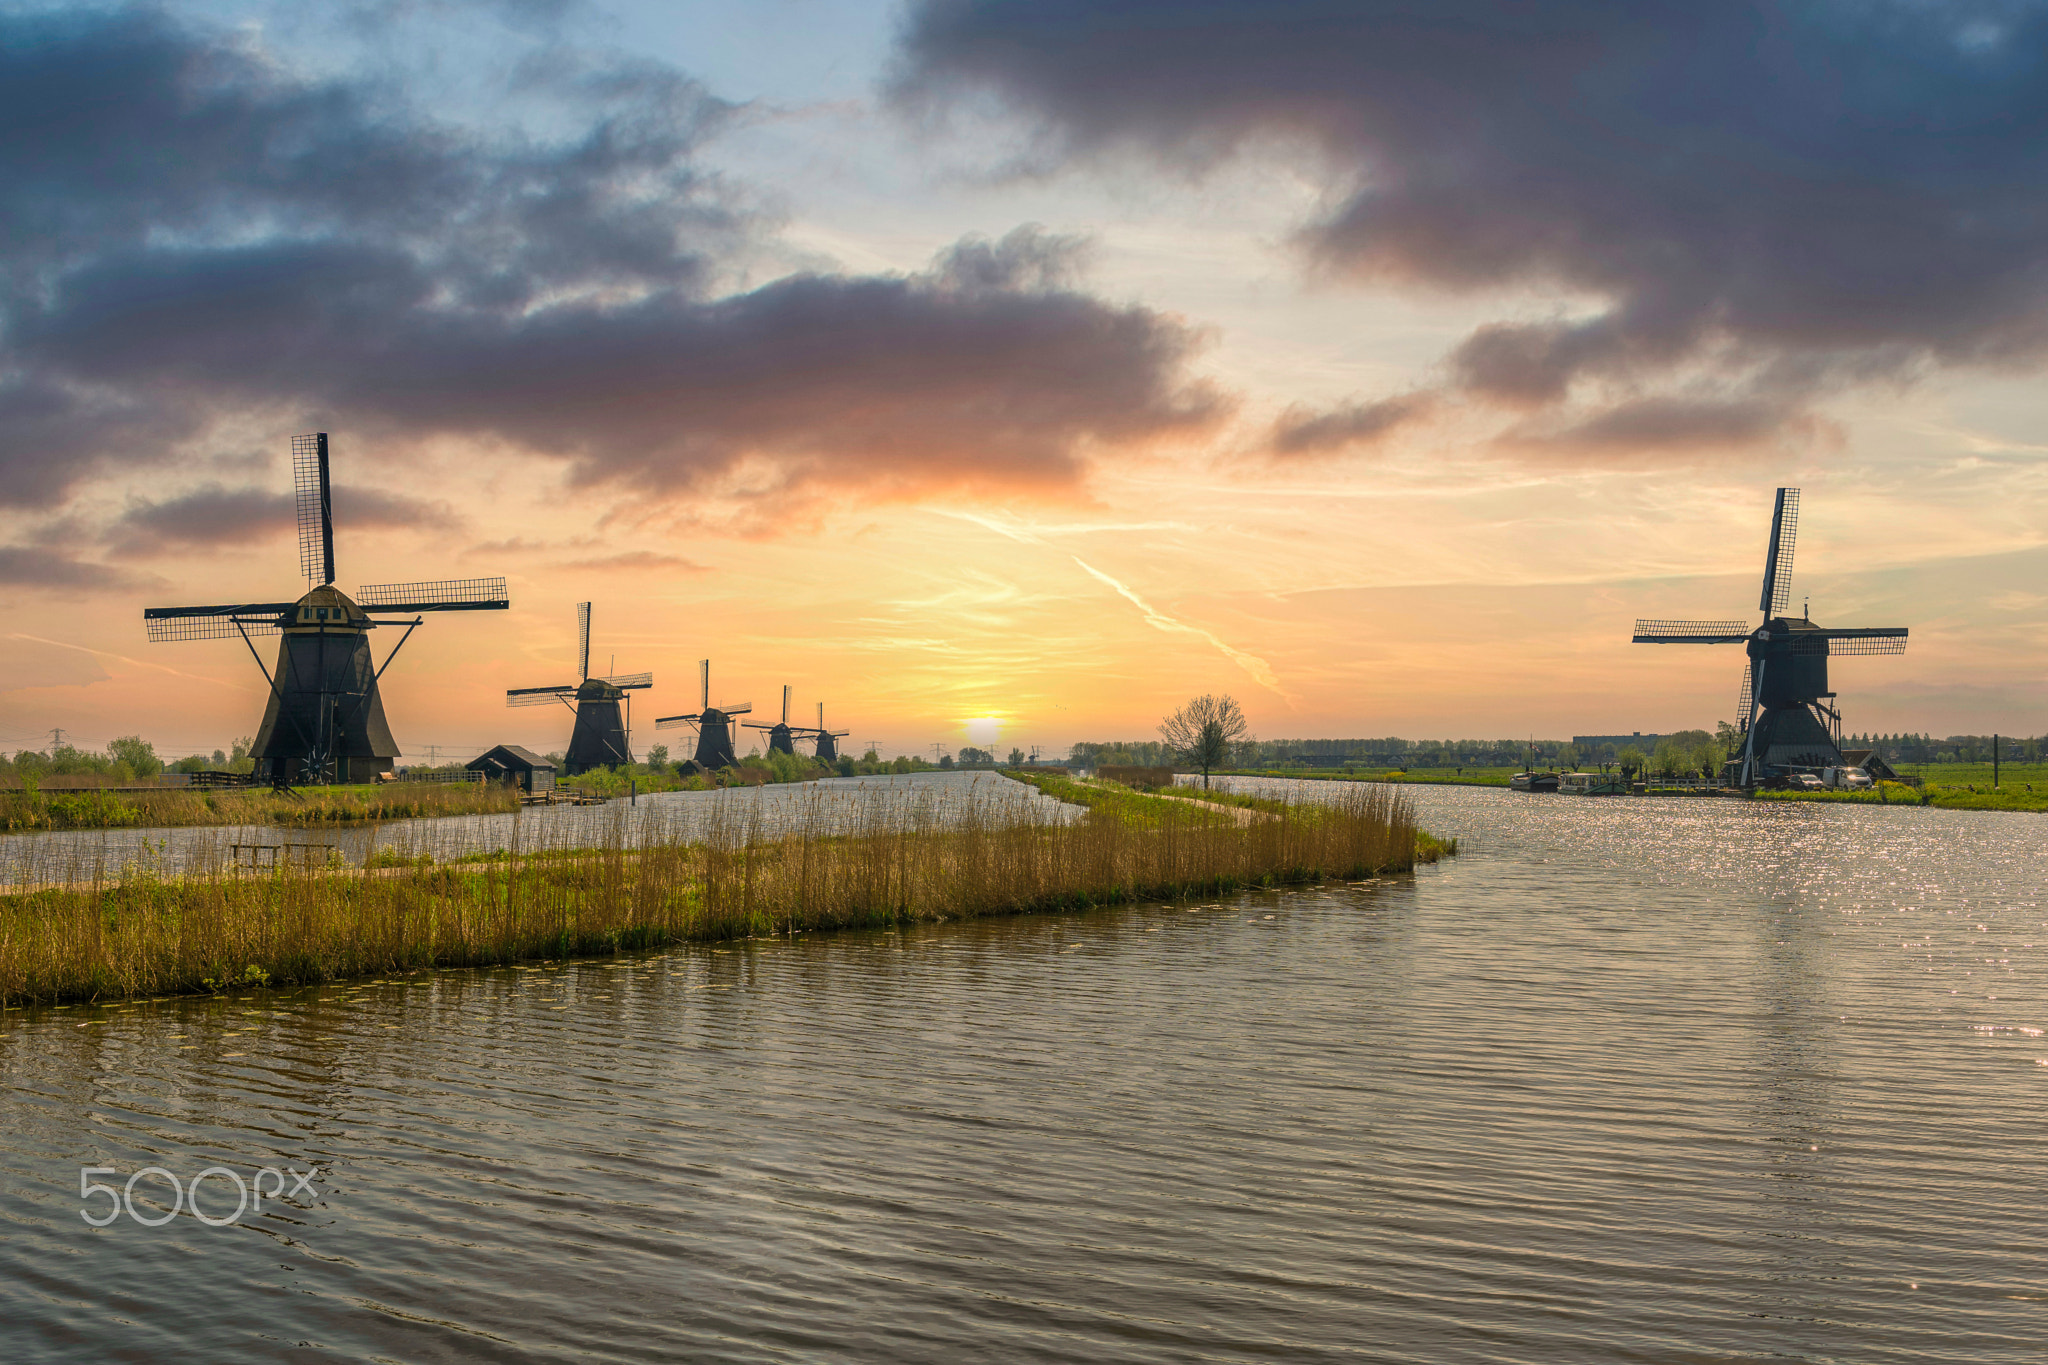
[
  {"xmin": 1571, "ymin": 733, "xmax": 1662, "ymax": 754},
  {"xmin": 467, "ymin": 744, "xmax": 557, "ymax": 793}
]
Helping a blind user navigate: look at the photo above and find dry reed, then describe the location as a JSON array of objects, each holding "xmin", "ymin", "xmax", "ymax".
[{"xmin": 0, "ymin": 781, "xmax": 1430, "ymax": 1004}]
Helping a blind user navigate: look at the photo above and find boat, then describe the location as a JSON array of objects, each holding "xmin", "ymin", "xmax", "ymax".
[
  {"xmin": 1509, "ymin": 772, "xmax": 1559, "ymax": 793},
  {"xmin": 1557, "ymin": 771, "xmax": 1628, "ymax": 795}
]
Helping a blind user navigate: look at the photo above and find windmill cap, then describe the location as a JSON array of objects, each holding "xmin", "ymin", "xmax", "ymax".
[{"xmin": 288, "ymin": 585, "xmax": 369, "ymax": 631}]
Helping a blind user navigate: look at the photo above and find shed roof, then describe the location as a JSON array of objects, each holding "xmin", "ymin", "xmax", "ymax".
[{"xmin": 468, "ymin": 744, "xmax": 557, "ymax": 771}]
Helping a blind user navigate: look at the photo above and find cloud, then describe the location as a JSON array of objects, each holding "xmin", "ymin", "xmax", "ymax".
[
  {"xmin": 897, "ymin": 0, "xmax": 2048, "ymax": 448},
  {"xmin": 0, "ymin": 545, "xmax": 150, "ymax": 590},
  {"xmin": 0, "ymin": 9, "xmax": 1219, "ymax": 518},
  {"xmin": 555, "ymin": 549, "xmax": 708, "ymax": 572},
  {"xmin": 1500, "ymin": 396, "xmax": 1825, "ymax": 457},
  {"xmin": 108, "ymin": 484, "xmax": 455, "ymax": 556},
  {"xmin": 1270, "ymin": 393, "xmax": 1432, "ymax": 456}
]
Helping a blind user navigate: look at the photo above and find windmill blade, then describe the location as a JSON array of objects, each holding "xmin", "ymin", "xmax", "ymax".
[
  {"xmin": 507, "ymin": 686, "xmax": 577, "ymax": 708},
  {"xmin": 1758, "ymin": 486, "xmax": 1800, "ymax": 614},
  {"xmin": 143, "ymin": 602, "xmax": 296, "ymax": 642},
  {"xmin": 1736, "ymin": 666, "xmax": 1753, "ymax": 725},
  {"xmin": 577, "ymin": 602, "xmax": 591, "ymax": 681},
  {"xmin": 1825, "ymin": 630, "xmax": 1908, "ymax": 656},
  {"xmin": 654, "ymin": 713, "xmax": 702, "ymax": 732},
  {"xmin": 293, "ymin": 432, "xmax": 335, "ymax": 587},
  {"xmin": 817, "ymin": 702, "xmax": 825, "ymax": 730},
  {"xmin": 605, "ymin": 672, "xmax": 653, "ymax": 689},
  {"xmin": 781, "ymin": 684, "xmax": 790, "ymax": 725},
  {"xmin": 699, "ymin": 659, "xmax": 710, "ymax": 710},
  {"xmin": 1633, "ymin": 619, "xmax": 1750, "ymax": 643},
  {"xmin": 357, "ymin": 577, "xmax": 510, "ymax": 612},
  {"xmin": 721, "ymin": 700, "xmax": 753, "ymax": 716}
]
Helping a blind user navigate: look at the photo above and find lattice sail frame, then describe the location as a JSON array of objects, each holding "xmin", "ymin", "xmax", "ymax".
[
  {"xmin": 292, "ymin": 433, "xmax": 334, "ymax": 586},
  {"xmin": 1760, "ymin": 487, "xmax": 1800, "ymax": 614},
  {"xmin": 1632, "ymin": 619, "xmax": 1751, "ymax": 641},
  {"xmin": 357, "ymin": 577, "xmax": 509, "ymax": 609},
  {"xmin": 144, "ymin": 613, "xmax": 287, "ymax": 642}
]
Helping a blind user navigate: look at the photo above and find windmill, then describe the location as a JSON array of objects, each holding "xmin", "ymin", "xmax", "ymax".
[
  {"xmin": 505, "ymin": 601, "xmax": 652, "ymax": 774},
  {"xmin": 143, "ymin": 434, "xmax": 508, "ymax": 785},
  {"xmin": 801, "ymin": 702, "xmax": 851, "ymax": 762},
  {"xmin": 1633, "ymin": 488, "xmax": 1907, "ymax": 787},
  {"xmin": 743, "ymin": 685, "xmax": 800, "ymax": 756},
  {"xmin": 654, "ymin": 660, "xmax": 751, "ymax": 770}
]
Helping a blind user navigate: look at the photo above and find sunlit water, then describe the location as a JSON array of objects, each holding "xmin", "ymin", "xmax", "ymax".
[
  {"xmin": 2, "ymin": 783, "xmax": 2044, "ymax": 1362},
  {"xmin": 0, "ymin": 770, "xmax": 1074, "ymax": 885}
]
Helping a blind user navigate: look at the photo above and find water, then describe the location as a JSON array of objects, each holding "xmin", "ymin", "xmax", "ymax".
[
  {"xmin": 3, "ymin": 784, "xmax": 2044, "ymax": 1362},
  {"xmin": 0, "ymin": 770, "xmax": 1074, "ymax": 884}
]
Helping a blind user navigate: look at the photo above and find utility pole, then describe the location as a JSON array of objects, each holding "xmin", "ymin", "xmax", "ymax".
[
  {"xmin": 48, "ymin": 727, "xmax": 65, "ymax": 753},
  {"xmin": 929, "ymin": 742, "xmax": 948, "ymax": 765}
]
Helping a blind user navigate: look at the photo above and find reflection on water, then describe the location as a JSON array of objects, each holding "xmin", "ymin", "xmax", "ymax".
[
  {"xmin": 0, "ymin": 770, "xmax": 1075, "ymax": 885},
  {"xmin": 2, "ymin": 783, "xmax": 2044, "ymax": 1362}
]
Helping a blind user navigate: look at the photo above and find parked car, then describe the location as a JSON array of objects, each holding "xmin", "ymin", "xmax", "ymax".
[{"xmin": 1789, "ymin": 772, "xmax": 1826, "ymax": 790}]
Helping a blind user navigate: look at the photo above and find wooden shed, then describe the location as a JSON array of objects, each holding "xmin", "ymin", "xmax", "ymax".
[{"xmin": 467, "ymin": 744, "xmax": 558, "ymax": 793}]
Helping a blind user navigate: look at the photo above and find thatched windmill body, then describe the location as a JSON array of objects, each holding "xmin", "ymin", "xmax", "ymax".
[
  {"xmin": 143, "ymin": 434, "xmax": 508, "ymax": 785},
  {"xmin": 505, "ymin": 602, "xmax": 652, "ymax": 774},
  {"xmin": 1633, "ymin": 488, "xmax": 1908, "ymax": 786},
  {"xmin": 743, "ymin": 685, "xmax": 800, "ymax": 756},
  {"xmin": 655, "ymin": 660, "xmax": 750, "ymax": 770},
  {"xmin": 800, "ymin": 702, "xmax": 850, "ymax": 762}
]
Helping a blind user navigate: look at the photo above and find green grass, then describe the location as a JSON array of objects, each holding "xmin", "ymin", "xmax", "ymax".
[
  {"xmin": 1886, "ymin": 761, "xmax": 2048, "ymax": 789},
  {"xmin": 1755, "ymin": 780, "xmax": 2048, "ymax": 812},
  {"xmin": 1214, "ymin": 766, "xmax": 1519, "ymax": 787},
  {"xmin": 0, "ymin": 780, "xmax": 522, "ymax": 832}
]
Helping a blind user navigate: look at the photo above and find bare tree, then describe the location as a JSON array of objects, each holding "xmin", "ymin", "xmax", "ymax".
[{"xmin": 1158, "ymin": 693, "xmax": 1249, "ymax": 789}]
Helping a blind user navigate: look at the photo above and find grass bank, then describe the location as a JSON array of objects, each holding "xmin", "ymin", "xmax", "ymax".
[
  {"xmin": 1007, "ymin": 770, "xmax": 1459, "ymax": 859},
  {"xmin": 0, "ymin": 780, "xmax": 521, "ymax": 833},
  {"xmin": 1215, "ymin": 767, "xmax": 1517, "ymax": 788},
  {"xmin": 0, "ymin": 778, "xmax": 1437, "ymax": 1005},
  {"xmin": 1756, "ymin": 781, "xmax": 2048, "ymax": 813}
]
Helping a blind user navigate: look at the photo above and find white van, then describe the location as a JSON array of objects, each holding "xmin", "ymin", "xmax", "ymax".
[{"xmin": 1822, "ymin": 766, "xmax": 1873, "ymax": 790}]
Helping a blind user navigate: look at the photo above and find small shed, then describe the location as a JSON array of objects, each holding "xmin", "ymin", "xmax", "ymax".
[{"xmin": 468, "ymin": 744, "xmax": 557, "ymax": 793}]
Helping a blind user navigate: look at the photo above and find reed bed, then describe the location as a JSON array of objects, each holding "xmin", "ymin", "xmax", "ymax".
[
  {"xmin": 0, "ymin": 780, "xmax": 521, "ymax": 832},
  {"xmin": 0, "ymin": 780, "xmax": 1432, "ymax": 1005}
]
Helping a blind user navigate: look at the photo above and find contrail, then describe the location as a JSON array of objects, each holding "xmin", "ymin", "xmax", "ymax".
[
  {"xmin": 5, "ymin": 632, "xmax": 241, "ymax": 688},
  {"xmin": 1070, "ymin": 558, "xmax": 1287, "ymax": 697}
]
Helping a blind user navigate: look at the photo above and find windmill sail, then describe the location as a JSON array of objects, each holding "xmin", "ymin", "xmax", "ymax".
[
  {"xmin": 603, "ymin": 672, "xmax": 653, "ymax": 689},
  {"xmin": 577, "ymin": 602, "xmax": 592, "ymax": 681},
  {"xmin": 1759, "ymin": 487, "xmax": 1799, "ymax": 614},
  {"xmin": 293, "ymin": 432, "xmax": 335, "ymax": 587},
  {"xmin": 1632, "ymin": 619, "xmax": 1751, "ymax": 643},
  {"xmin": 357, "ymin": 578, "xmax": 509, "ymax": 612},
  {"xmin": 143, "ymin": 602, "xmax": 296, "ymax": 641}
]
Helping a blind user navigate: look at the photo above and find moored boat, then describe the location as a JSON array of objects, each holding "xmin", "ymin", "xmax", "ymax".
[{"xmin": 1509, "ymin": 772, "xmax": 1560, "ymax": 793}]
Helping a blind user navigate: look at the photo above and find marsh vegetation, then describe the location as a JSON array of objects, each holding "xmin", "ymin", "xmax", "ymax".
[{"xmin": 0, "ymin": 776, "xmax": 1440, "ymax": 1005}]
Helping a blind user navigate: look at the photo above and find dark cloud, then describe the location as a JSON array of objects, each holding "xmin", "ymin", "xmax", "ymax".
[
  {"xmin": 0, "ymin": 545, "xmax": 149, "ymax": 589},
  {"xmin": 899, "ymin": 0, "xmax": 2048, "ymax": 446},
  {"xmin": 109, "ymin": 483, "xmax": 454, "ymax": 557},
  {"xmin": 1270, "ymin": 393, "xmax": 1432, "ymax": 456},
  {"xmin": 0, "ymin": 8, "xmax": 1215, "ymax": 515},
  {"xmin": 1498, "ymin": 396, "xmax": 1821, "ymax": 458}
]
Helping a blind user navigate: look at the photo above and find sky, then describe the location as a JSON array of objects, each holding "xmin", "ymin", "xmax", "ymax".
[{"xmin": 3, "ymin": 0, "xmax": 2046, "ymax": 763}]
